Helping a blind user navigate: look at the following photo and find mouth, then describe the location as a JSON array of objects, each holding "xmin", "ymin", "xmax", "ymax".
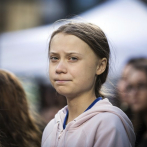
[{"xmin": 54, "ymin": 79, "xmax": 71, "ymax": 84}]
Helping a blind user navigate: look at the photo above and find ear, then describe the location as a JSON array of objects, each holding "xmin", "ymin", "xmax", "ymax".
[{"xmin": 96, "ymin": 58, "xmax": 107, "ymax": 75}]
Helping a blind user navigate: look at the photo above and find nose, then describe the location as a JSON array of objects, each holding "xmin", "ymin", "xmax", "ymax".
[
  {"xmin": 130, "ymin": 88, "xmax": 139, "ymax": 98},
  {"xmin": 56, "ymin": 60, "xmax": 67, "ymax": 74},
  {"xmin": 129, "ymin": 90, "xmax": 138, "ymax": 105}
]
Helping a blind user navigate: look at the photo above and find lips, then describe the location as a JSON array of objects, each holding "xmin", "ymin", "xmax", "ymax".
[
  {"xmin": 54, "ymin": 79, "xmax": 71, "ymax": 81},
  {"xmin": 54, "ymin": 79, "xmax": 71, "ymax": 84}
]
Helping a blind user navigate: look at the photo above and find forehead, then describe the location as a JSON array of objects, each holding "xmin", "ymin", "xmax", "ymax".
[
  {"xmin": 122, "ymin": 65, "xmax": 133, "ymax": 77},
  {"xmin": 50, "ymin": 33, "xmax": 91, "ymax": 53},
  {"xmin": 128, "ymin": 70, "xmax": 147, "ymax": 84}
]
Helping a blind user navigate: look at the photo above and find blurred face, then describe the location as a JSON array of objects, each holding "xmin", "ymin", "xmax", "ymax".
[
  {"xmin": 127, "ymin": 70, "xmax": 147, "ymax": 112},
  {"xmin": 117, "ymin": 64, "xmax": 134, "ymax": 103},
  {"xmin": 49, "ymin": 33, "xmax": 101, "ymax": 98}
]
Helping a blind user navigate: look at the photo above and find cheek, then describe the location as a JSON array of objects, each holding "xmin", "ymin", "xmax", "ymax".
[
  {"xmin": 71, "ymin": 64, "xmax": 96, "ymax": 85},
  {"xmin": 49, "ymin": 67, "xmax": 52, "ymax": 78},
  {"xmin": 140, "ymin": 92, "xmax": 147, "ymax": 104},
  {"xmin": 134, "ymin": 93, "xmax": 147, "ymax": 111},
  {"xmin": 49, "ymin": 66, "xmax": 55, "ymax": 81}
]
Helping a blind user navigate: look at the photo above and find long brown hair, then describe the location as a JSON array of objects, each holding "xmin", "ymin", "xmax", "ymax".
[
  {"xmin": 0, "ymin": 70, "xmax": 42, "ymax": 147},
  {"xmin": 49, "ymin": 22, "xmax": 110, "ymax": 98}
]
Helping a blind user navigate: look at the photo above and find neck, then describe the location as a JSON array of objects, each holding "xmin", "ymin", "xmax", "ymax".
[{"xmin": 66, "ymin": 91, "xmax": 96, "ymax": 124}]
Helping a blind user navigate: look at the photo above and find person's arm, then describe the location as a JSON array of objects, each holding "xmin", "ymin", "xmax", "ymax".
[{"xmin": 94, "ymin": 113, "xmax": 132, "ymax": 147}]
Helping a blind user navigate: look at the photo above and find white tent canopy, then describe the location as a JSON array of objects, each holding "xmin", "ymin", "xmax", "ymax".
[{"xmin": 1, "ymin": 0, "xmax": 147, "ymax": 79}]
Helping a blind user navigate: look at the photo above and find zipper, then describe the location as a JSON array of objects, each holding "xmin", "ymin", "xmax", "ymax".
[{"xmin": 58, "ymin": 130, "xmax": 63, "ymax": 140}]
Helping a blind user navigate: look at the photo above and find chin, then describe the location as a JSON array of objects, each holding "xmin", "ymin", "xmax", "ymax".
[
  {"xmin": 57, "ymin": 90, "xmax": 77, "ymax": 99},
  {"xmin": 56, "ymin": 89, "xmax": 70, "ymax": 97}
]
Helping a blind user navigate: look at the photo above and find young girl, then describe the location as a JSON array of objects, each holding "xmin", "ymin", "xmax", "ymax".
[{"xmin": 42, "ymin": 22, "xmax": 135, "ymax": 147}]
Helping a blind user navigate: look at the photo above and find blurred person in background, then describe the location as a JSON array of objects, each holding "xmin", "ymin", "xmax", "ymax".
[
  {"xmin": 126, "ymin": 58, "xmax": 147, "ymax": 147},
  {"xmin": 0, "ymin": 70, "xmax": 43, "ymax": 147},
  {"xmin": 39, "ymin": 84, "xmax": 67, "ymax": 124},
  {"xmin": 117, "ymin": 58, "xmax": 146, "ymax": 119}
]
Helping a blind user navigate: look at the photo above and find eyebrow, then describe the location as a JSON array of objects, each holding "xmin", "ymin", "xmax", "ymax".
[
  {"xmin": 49, "ymin": 52, "xmax": 82, "ymax": 56},
  {"xmin": 49, "ymin": 52, "xmax": 58, "ymax": 55}
]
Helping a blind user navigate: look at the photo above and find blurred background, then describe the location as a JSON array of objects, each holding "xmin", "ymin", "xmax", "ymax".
[{"xmin": 1, "ymin": 0, "xmax": 147, "ymax": 124}]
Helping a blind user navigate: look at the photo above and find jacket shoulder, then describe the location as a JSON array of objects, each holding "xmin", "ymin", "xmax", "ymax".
[
  {"xmin": 97, "ymin": 112, "xmax": 122, "ymax": 126},
  {"xmin": 41, "ymin": 119, "xmax": 55, "ymax": 145},
  {"xmin": 94, "ymin": 112, "xmax": 133, "ymax": 147}
]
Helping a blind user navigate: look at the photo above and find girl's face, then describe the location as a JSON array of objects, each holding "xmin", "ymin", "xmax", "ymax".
[
  {"xmin": 127, "ymin": 70, "xmax": 147, "ymax": 112},
  {"xmin": 49, "ymin": 33, "xmax": 103, "ymax": 98}
]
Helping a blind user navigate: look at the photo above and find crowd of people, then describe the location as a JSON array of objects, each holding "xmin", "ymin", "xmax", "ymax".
[{"xmin": 0, "ymin": 21, "xmax": 147, "ymax": 147}]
